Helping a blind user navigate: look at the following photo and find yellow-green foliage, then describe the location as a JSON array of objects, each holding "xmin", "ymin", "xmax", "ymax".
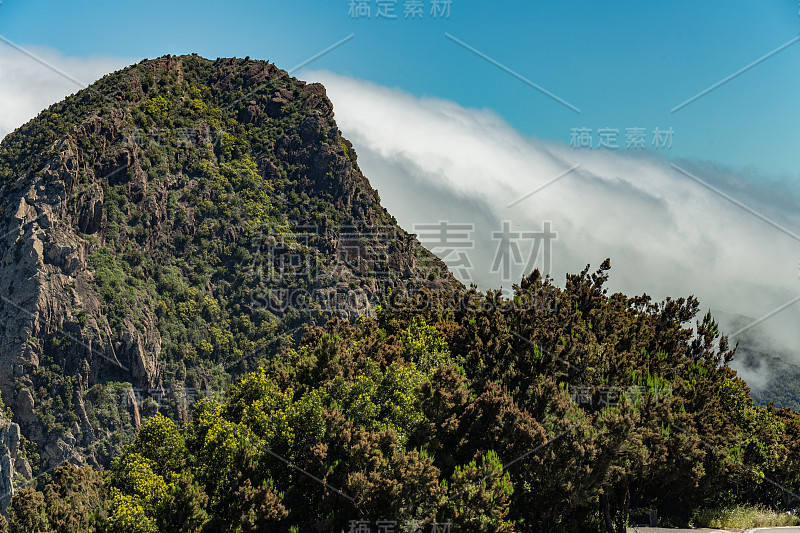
[
  {"xmin": 226, "ymin": 367, "xmax": 327, "ymax": 451},
  {"xmin": 189, "ymin": 399, "xmax": 254, "ymax": 498},
  {"xmin": 109, "ymin": 453, "xmax": 168, "ymax": 511},
  {"xmin": 445, "ymin": 450, "xmax": 515, "ymax": 532},
  {"xmin": 144, "ymin": 95, "xmax": 170, "ymax": 122},
  {"xmin": 221, "ymin": 156, "xmax": 274, "ymax": 224},
  {"xmin": 340, "ymin": 141, "xmax": 356, "ymax": 164},
  {"xmin": 131, "ymin": 414, "xmax": 187, "ymax": 475},
  {"xmin": 326, "ymin": 360, "xmax": 427, "ymax": 445},
  {"xmin": 400, "ymin": 317, "xmax": 452, "ymax": 374},
  {"xmin": 105, "ymin": 491, "xmax": 158, "ymax": 533}
]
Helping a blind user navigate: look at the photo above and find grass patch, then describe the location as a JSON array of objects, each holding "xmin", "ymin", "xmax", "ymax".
[{"xmin": 691, "ymin": 504, "xmax": 800, "ymax": 529}]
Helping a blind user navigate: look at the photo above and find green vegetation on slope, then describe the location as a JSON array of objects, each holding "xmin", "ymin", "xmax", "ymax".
[
  {"xmin": 0, "ymin": 55, "xmax": 452, "ymax": 470},
  {"xmin": 6, "ymin": 264, "xmax": 799, "ymax": 532}
]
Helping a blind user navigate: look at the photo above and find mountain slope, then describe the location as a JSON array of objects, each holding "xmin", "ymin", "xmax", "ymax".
[
  {"xmin": 712, "ymin": 309, "xmax": 800, "ymax": 411},
  {"xmin": 0, "ymin": 54, "xmax": 457, "ymax": 483},
  {"xmin": 739, "ymin": 347, "xmax": 800, "ymax": 412}
]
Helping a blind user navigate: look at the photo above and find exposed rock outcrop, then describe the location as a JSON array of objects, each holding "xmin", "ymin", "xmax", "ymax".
[
  {"xmin": 0, "ymin": 419, "xmax": 21, "ymax": 514},
  {"xmin": 0, "ymin": 54, "xmax": 457, "ymax": 476}
]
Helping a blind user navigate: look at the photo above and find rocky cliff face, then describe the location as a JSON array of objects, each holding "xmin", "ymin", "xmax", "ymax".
[
  {"xmin": 0, "ymin": 55, "xmax": 457, "ymax": 475},
  {"xmin": 0, "ymin": 418, "xmax": 26, "ymax": 514}
]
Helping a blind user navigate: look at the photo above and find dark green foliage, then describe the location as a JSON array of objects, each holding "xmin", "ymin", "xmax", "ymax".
[
  {"xmin": 6, "ymin": 488, "xmax": 47, "ymax": 533},
  {"xmin": 6, "ymin": 465, "xmax": 107, "ymax": 533},
  {"xmin": 13, "ymin": 263, "xmax": 800, "ymax": 532}
]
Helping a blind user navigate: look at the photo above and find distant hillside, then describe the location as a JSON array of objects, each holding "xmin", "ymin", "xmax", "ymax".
[
  {"xmin": 713, "ymin": 309, "xmax": 800, "ymax": 411},
  {"xmin": 738, "ymin": 348, "xmax": 800, "ymax": 412}
]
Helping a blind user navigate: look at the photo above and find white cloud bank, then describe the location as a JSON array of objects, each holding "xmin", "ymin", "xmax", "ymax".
[
  {"xmin": 0, "ymin": 45, "xmax": 797, "ymax": 385},
  {"xmin": 304, "ymin": 70, "xmax": 800, "ymax": 380}
]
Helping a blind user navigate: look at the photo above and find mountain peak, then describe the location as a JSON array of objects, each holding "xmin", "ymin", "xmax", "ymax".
[{"xmin": 0, "ymin": 55, "xmax": 456, "ymax": 481}]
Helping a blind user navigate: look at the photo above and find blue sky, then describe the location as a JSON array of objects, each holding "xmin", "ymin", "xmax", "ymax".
[
  {"xmin": 2, "ymin": 1, "xmax": 800, "ymax": 377},
  {"xmin": 1, "ymin": 0, "xmax": 798, "ymax": 177}
]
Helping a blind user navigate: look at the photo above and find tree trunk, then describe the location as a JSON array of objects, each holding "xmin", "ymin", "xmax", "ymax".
[
  {"xmin": 601, "ymin": 492, "xmax": 614, "ymax": 533},
  {"xmin": 615, "ymin": 482, "xmax": 630, "ymax": 533}
]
